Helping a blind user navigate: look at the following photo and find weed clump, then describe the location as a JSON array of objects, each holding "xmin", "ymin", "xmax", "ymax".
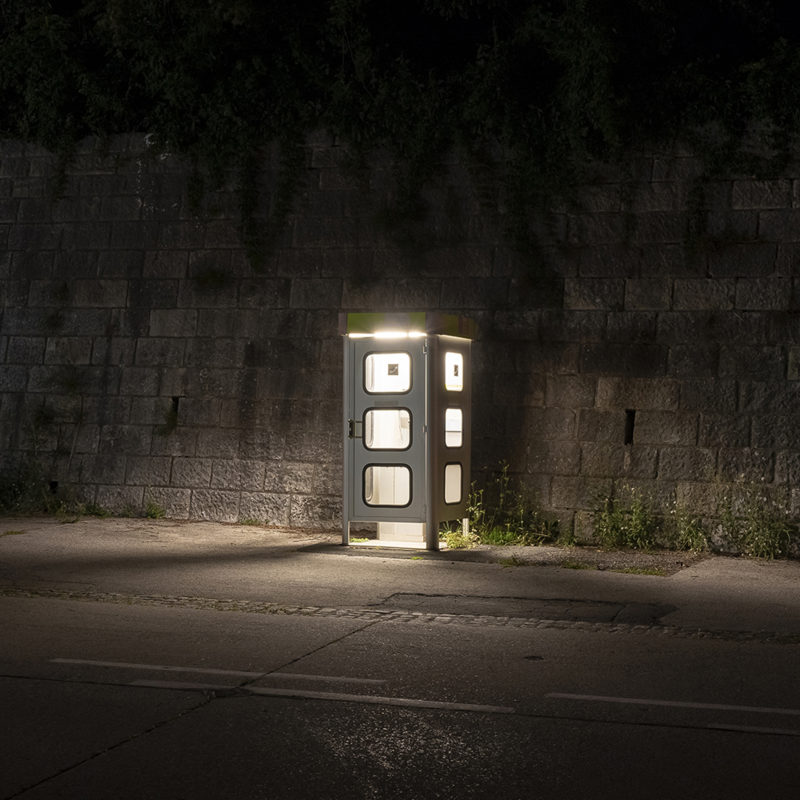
[
  {"xmin": 591, "ymin": 480, "xmax": 798, "ymax": 559},
  {"xmin": 716, "ymin": 483, "xmax": 794, "ymax": 559},
  {"xmin": 595, "ymin": 486, "xmax": 658, "ymax": 551},
  {"xmin": 444, "ymin": 462, "xmax": 559, "ymax": 549}
]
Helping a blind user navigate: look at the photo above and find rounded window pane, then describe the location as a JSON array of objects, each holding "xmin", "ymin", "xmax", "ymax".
[
  {"xmin": 444, "ymin": 352, "xmax": 463, "ymax": 391},
  {"xmin": 364, "ymin": 409, "xmax": 411, "ymax": 450},
  {"xmin": 364, "ymin": 353, "xmax": 411, "ymax": 393},
  {"xmin": 364, "ymin": 465, "xmax": 411, "ymax": 507},
  {"xmin": 444, "ymin": 463, "xmax": 462, "ymax": 504},
  {"xmin": 444, "ymin": 408, "xmax": 462, "ymax": 448}
]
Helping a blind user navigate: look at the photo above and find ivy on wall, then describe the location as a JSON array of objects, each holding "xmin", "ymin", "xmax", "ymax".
[{"xmin": 3, "ymin": 0, "xmax": 800, "ymax": 259}]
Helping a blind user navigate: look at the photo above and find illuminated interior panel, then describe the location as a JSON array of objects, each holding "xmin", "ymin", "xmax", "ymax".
[
  {"xmin": 364, "ymin": 409, "xmax": 411, "ymax": 450},
  {"xmin": 444, "ymin": 352, "xmax": 463, "ymax": 391},
  {"xmin": 364, "ymin": 352, "xmax": 411, "ymax": 393},
  {"xmin": 444, "ymin": 408, "xmax": 463, "ymax": 448},
  {"xmin": 444, "ymin": 463, "xmax": 462, "ymax": 504}
]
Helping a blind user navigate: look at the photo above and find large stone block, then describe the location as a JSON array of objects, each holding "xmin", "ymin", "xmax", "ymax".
[
  {"xmin": 264, "ymin": 461, "xmax": 316, "ymax": 494},
  {"xmin": 73, "ymin": 280, "xmax": 128, "ymax": 308},
  {"xmin": 596, "ymin": 377, "xmax": 680, "ymax": 411},
  {"xmin": 524, "ymin": 406, "xmax": 577, "ymax": 441},
  {"xmin": 210, "ymin": 459, "xmax": 265, "ymax": 492},
  {"xmin": 80, "ymin": 454, "xmax": 127, "ymax": 484},
  {"xmin": 577, "ymin": 409, "xmax": 626, "ymax": 443},
  {"xmin": 0, "ymin": 366, "xmax": 28, "ymax": 392},
  {"xmin": 624, "ymin": 278, "xmax": 672, "ymax": 310},
  {"xmin": 125, "ymin": 455, "xmax": 172, "ymax": 485},
  {"xmin": 128, "ymin": 279, "xmax": 180, "ymax": 308},
  {"xmin": 579, "ymin": 342, "xmax": 667, "ymax": 377},
  {"xmin": 739, "ymin": 381, "xmax": 800, "ymax": 413},
  {"xmin": 735, "ymin": 278, "xmax": 792, "ymax": 310},
  {"xmin": 673, "ymin": 279, "xmax": 735, "ymax": 310},
  {"xmin": 658, "ymin": 447, "xmax": 716, "ymax": 481},
  {"xmin": 98, "ymin": 424, "xmax": 153, "ymax": 455},
  {"xmin": 580, "ymin": 442, "xmax": 658, "ymax": 479},
  {"xmin": 539, "ymin": 310, "xmax": 605, "ymax": 342},
  {"xmin": 544, "ymin": 375, "xmax": 597, "ymax": 408},
  {"xmin": 707, "ymin": 242, "xmax": 777, "ymax": 277},
  {"xmin": 732, "ymin": 179, "xmax": 792, "ymax": 209},
  {"xmin": 757, "ymin": 209, "xmax": 800, "ymax": 242},
  {"xmin": 189, "ymin": 489, "xmax": 239, "ymax": 522},
  {"xmin": 526, "ymin": 441, "xmax": 580, "ymax": 475},
  {"xmin": 119, "ymin": 367, "xmax": 160, "ymax": 396},
  {"xmin": 289, "ymin": 278, "xmax": 343, "ymax": 308},
  {"xmin": 144, "ymin": 487, "xmax": 191, "ymax": 519},
  {"xmin": 238, "ymin": 491, "xmax": 291, "ymax": 525},
  {"xmin": 698, "ymin": 414, "xmax": 751, "ymax": 448},
  {"xmin": 171, "ymin": 457, "xmax": 212, "ymax": 488},
  {"xmin": 667, "ymin": 344, "xmax": 720, "ymax": 377},
  {"xmin": 630, "ymin": 212, "xmax": 687, "ymax": 244},
  {"xmin": 680, "ymin": 379, "xmax": 737, "ymax": 413},
  {"xmin": 752, "ymin": 414, "xmax": 800, "ymax": 449},
  {"xmin": 196, "ymin": 308, "xmax": 260, "ymax": 339},
  {"xmin": 550, "ymin": 475, "xmax": 612, "ymax": 510},
  {"xmin": 290, "ymin": 494, "xmax": 341, "ymax": 529},
  {"xmin": 149, "ymin": 427, "xmax": 198, "ymax": 457},
  {"xmin": 564, "ymin": 278, "xmax": 624, "ymax": 310},
  {"xmin": 96, "ymin": 485, "xmax": 144, "ymax": 514},
  {"xmin": 719, "ymin": 345, "xmax": 786, "ymax": 381},
  {"xmin": 567, "ymin": 213, "xmax": 627, "ymax": 246},
  {"xmin": 605, "ymin": 312, "xmax": 658, "ymax": 343},
  {"xmin": 239, "ymin": 278, "xmax": 292, "ymax": 308},
  {"xmin": 717, "ymin": 448, "xmax": 774, "ymax": 482},
  {"xmin": 196, "ymin": 429, "xmax": 240, "ymax": 458},
  {"xmin": 149, "ymin": 309, "xmax": 198, "ymax": 337},
  {"xmin": 633, "ymin": 411, "xmax": 698, "ymax": 446}
]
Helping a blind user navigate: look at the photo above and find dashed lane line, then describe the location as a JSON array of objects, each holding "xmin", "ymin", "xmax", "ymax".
[
  {"xmin": 51, "ymin": 658, "xmax": 386, "ymax": 684},
  {"xmin": 131, "ymin": 679, "xmax": 516, "ymax": 715},
  {"xmin": 546, "ymin": 692, "xmax": 800, "ymax": 717}
]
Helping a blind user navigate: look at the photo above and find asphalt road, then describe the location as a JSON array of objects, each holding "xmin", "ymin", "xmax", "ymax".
[{"xmin": 1, "ymin": 517, "xmax": 799, "ymax": 799}]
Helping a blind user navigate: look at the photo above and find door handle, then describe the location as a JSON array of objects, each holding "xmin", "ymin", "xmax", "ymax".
[{"xmin": 348, "ymin": 419, "xmax": 362, "ymax": 439}]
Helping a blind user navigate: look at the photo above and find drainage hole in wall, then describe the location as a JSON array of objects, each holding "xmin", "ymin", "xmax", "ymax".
[{"xmin": 624, "ymin": 409, "xmax": 636, "ymax": 445}]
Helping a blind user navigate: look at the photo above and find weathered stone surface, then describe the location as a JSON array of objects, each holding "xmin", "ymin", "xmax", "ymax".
[
  {"xmin": 633, "ymin": 411, "xmax": 698, "ymax": 446},
  {"xmin": 189, "ymin": 489, "xmax": 240, "ymax": 522},
  {"xmin": 238, "ymin": 491, "xmax": 291, "ymax": 525},
  {"xmin": 596, "ymin": 377, "xmax": 680, "ymax": 411},
  {"xmin": 3, "ymin": 137, "xmax": 800, "ymax": 535},
  {"xmin": 658, "ymin": 447, "xmax": 716, "ymax": 481}
]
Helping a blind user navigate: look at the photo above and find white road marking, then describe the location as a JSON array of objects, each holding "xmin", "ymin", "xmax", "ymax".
[
  {"xmin": 133, "ymin": 680, "xmax": 230, "ymax": 691},
  {"xmin": 267, "ymin": 672, "xmax": 386, "ymax": 685},
  {"xmin": 547, "ymin": 692, "xmax": 800, "ymax": 717},
  {"xmin": 132, "ymin": 679, "xmax": 515, "ymax": 714},
  {"xmin": 707, "ymin": 723, "xmax": 800, "ymax": 737},
  {"xmin": 51, "ymin": 658, "xmax": 385, "ymax": 684},
  {"xmin": 51, "ymin": 658, "xmax": 262, "ymax": 678},
  {"xmin": 247, "ymin": 686, "xmax": 515, "ymax": 714}
]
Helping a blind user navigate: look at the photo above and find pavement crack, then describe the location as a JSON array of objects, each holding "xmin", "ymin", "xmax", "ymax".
[
  {"xmin": 3, "ymin": 691, "xmax": 213, "ymax": 800},
  {"xmin": 260, "ymin": 615, "xmax": 384, "ymax": 683}
]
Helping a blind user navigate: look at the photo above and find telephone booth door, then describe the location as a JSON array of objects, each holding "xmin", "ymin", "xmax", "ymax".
[{"xmin": 344, "ymin": 336, "xmax": 427, "ymax": 527}]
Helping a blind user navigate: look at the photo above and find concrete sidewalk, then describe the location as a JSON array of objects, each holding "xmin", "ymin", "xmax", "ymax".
[{"xmin": 1, "ymin": 515, "xmax": 799, "ymax": 639}]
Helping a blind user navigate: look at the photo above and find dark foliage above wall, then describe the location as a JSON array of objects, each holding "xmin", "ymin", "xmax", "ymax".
[{"xmin": 3, "ymin": 1, "xmax": 800, "ymax": 235}]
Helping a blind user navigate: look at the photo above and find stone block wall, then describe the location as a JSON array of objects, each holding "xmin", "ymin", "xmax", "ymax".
[{"xmin": 1, "ymin": 135, "xmax": 799, "ymax": 536}]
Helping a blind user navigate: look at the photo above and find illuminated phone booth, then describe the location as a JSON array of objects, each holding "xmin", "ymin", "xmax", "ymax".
[{"xmin": 341, "ymin": 312, "xmax": 475, "ymax": 550}]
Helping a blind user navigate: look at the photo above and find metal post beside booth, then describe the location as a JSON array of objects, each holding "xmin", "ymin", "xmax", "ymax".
[{"xmin": 340, "ymin": 312, "xmax": 475, "ymax": 550}]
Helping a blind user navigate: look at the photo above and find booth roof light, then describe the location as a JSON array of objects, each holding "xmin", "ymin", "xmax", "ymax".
[
  {"xmin": 349, "ymin": 329, "xmax": 426, "ymax": 340},
  {"xmin": 340, "ymin": 312, "xmax": 476, "ymax": 339}
]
